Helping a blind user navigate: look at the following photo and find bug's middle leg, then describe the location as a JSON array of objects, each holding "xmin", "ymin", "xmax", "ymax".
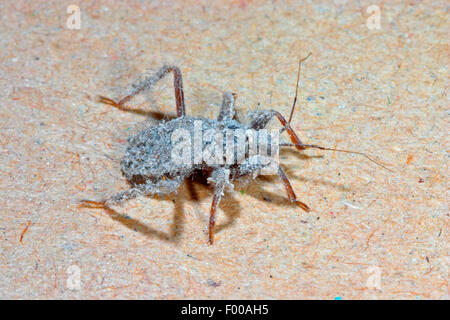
[
  {"xmin": 206, "ymin": 168, "xmax": 231, "ymax": 245},
  {"xmin": 99, "ymin": 65, "xmax": 186, "ymax": 117},
  {"xmin": 208, "ymin": 189, "xmax": 223, "ymax": 245},
  {"xmin": 236, "ymin": 156, "xmax": 311, "ymax": 212},
  {"xmin": 277, "ymin": 165, "xmax": 311, "ymax": 212}
]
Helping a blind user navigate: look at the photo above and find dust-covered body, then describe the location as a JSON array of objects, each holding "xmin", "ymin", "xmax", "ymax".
[
  {"xmin": 110, "ymin": 98, "xmax": 289, "ymax": 212},
  {"xmin": 120, "ymin": 115, "xmax": 244, "ymax": 197}
]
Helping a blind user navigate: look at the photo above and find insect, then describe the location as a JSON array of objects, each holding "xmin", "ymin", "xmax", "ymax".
[{"xmin": 82, "ymin": 54, "xmax": 389, "ymax": 244}]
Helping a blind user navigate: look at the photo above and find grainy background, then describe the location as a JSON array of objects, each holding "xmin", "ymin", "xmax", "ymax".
[{"xmin": 0, "ymin": 0, "xmax": 448, "ymax": 299}]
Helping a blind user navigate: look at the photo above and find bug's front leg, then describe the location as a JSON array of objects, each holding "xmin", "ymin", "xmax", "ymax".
[{"xmin": 248, "ymin": 110, "xmax": 306, "ymax": 151}]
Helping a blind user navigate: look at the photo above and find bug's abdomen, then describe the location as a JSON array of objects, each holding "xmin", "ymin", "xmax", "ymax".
[
  {"xmin": 120, "ymin": 119, "xmax": 196, "ymax": 181},
  {"xmin": 121, "ymin": 126, "xmax": 173, "ymax": 179}
]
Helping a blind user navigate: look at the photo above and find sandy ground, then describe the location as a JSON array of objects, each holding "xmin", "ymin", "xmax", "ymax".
[{"xmin": 0, "ymin": 0, "xmax": 448, "ymax": 299}]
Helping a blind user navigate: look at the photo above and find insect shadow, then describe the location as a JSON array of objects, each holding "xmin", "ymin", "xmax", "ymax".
[{"xmin": 85, "ymin": 172, "xmax": 242, "ymax": 244}]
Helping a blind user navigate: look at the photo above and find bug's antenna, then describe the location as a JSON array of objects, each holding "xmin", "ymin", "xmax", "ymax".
[
  {"xmin": 288, "ymin": 52, "xmax": 312, "ymax": 124},
  {"xmin": 281, "ymin": 143, "xmax": 393, "ymax": 172}
]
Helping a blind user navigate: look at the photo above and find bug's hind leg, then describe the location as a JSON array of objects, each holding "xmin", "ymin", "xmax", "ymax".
[
  {"xmin": 105, "ymin": 187, "xmax": 143, "ymax": 207},
  {"xmin": 82, "ymin": 174, "xmax": 186, "ymax": 210},
  {"xmin": 80, "ymin": 187, "xmax": 142, "ymax": 214},
  {"xmin": 217, "ymin": 92, "xmax": 237, "ymax": 122},
  {"xmin": 99, "ymin": 65, "xmax": 186, "ymax": 117},
  {"xmin": 81, "ymin": 187, "xmax": 141, "ymax": 208},
  {"xmin": 277, "ymin": 165, "xmax": 310, "ymax": 212}
]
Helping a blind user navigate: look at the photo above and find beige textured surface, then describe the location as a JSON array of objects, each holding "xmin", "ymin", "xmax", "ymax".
[{"xmin": 0, "ymin": 1, "xmax": 448, "ymax": 299}]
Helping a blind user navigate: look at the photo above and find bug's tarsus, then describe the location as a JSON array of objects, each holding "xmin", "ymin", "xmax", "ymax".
[
  {"xmin": 79, "ymin": 199, "xmax": 107, "ymax": 208},
  {"xmin": 79, "ymin": 200, "xmax": 122, "ymax": 218},
  {"xmin": 97, "ymin": 96, "xmax": 123, "ymax": 109}
]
